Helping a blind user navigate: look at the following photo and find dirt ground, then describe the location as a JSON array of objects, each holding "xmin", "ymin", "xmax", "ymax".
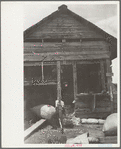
[{"xmin": 24, "ymin": 122, "xmax": 117, "ymax": 144}]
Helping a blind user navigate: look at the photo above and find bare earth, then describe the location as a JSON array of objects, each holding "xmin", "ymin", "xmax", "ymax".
[{"xmin": 24, "ymin": 123, "xmax": 117, "ymax": 144}]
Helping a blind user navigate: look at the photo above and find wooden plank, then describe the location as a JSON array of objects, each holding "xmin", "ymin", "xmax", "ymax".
[
  {"xmin": 57, "ymin": 61, "xmax": 61, "ymax": 101},
  {"xmin": 73, "ymin": 61, "xmax": 77, "ymax": 100},
  {"xmin": 77, "ymin": 60, "xmax": 100, "ymax": 64},
  {"xmin": 24, "ymin": 46, "xmax": 109, "ymax": 54},
  {"xmin": 24, "ymin": 54, "xmax": 109, "ymax": 61},
  {"xmin": 24, "ymin": 119, "xmax": 46, "ymax": 140},
  {"xmin": 24, "ymin": 51, "xmax": 109, "ymax": 56},
  {"xmin": 24, "ymin": 41, "xmax": 109, "ymax": 53},
  {"xmin": 95, "ymin": 107, "xmax": 111, "ymax": 112},
  {"xmin": 41, "ymin": 62, "xmax": 44, "ymax": 82},
  {"xmin": 24, "ymin": 60, "xmax": 102, "ymax": 66},
  {"xmin": 93, "ymin": 94, "xmax": 96, "ymax": 111},
  {"xmin": 28, "ymin": 31, "xmax": 102, "ymax": 39},
  {"xmin": 24, "ymin": 48, "xmax": 108, "ymax": 53},
  {"xmin": 24, "ymin": 61, "xmax": 56, "ymax": 66},
  {"xmin": 100, "ymin": 60, "xmax": 106, "ymax": 90},
  {"xmin": 24, "ymin": 41, "xmax": 109, "ymax": 48}
]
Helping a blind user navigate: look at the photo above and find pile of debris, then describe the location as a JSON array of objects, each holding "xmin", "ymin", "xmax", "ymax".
[
  {"xmin": 63, "ymin": 113, "xmax": 105, "ymax": 127},
  {"xmin": 65, "ymin": 113, "xmax": 117, "ymax": 144}
]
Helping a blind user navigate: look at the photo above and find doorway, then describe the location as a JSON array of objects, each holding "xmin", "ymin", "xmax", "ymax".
[
  {"xmin": 60, "ymin": 65, "xmax": 74, "ymax": 105},
  {"xmin": 77, "ymin": 63, "xmax": 101, "ymax": 93}
]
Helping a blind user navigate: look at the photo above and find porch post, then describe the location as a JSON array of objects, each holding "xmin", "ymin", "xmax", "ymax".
[
  {"xmin": 41, "ymin": 61, "xmax": 44, "ymax": 82},
  {"xmin": 100, "ymin": 60, "xmax": 106, "ymax": 91},
  {"xmin": 57, "ymin": 61, "xmax": 61, "ymax": 102},
  {"xmin": 106, "ymin": 59, "xmax": 114, "ymax": 113},
  {"xmin": 73, "ymin": 61, "xmax": 77, "ymax": 100}
]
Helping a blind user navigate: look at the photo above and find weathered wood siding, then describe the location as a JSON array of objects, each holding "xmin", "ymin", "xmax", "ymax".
[
  {"xmin": 74, "ymin": 95, "xmax": 111, "ymax": 119},
  {"xmin": 113, "ymin": 93, "xmax": 117, "ymax": 113},
  {"xmin": 24, "ymin": 40, "xmax": 110, "ymax": 61},
  {"xmin": 27, "ymin": 14, "xmax": 104, "ymax": 39},
  {"xmin": 24, "ymin": 12, "xmax": 110, "ymax": 61},
  {"xmin": 24, "ymin": 41, "xmax": 109, "ymax": 53},
  {"xmin": 24, "ymin": 86, "xmax": 57, "ymax": 109}
]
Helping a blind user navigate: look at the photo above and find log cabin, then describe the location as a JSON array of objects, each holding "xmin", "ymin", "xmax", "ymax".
[{"xmin": 24, "ymin": 4, "xmax": 117, "ymax": 119}]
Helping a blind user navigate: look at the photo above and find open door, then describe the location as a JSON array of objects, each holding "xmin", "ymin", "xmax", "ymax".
[{"xmin": 60, "ymin": 65, "xmax": 74, "ymax": 105}]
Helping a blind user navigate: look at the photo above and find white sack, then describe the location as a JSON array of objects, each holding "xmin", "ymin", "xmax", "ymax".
[
  {"xmin": 98, "ymin": 119, "xmax": 105, "ymax": 124},
  {"xmin": 31, "ymin": 104, "xmax": 56, "ymax": 120},
  {"xmin": 87, "ymin": 118, "xmax": 99, "ymax": 124},
  {"xmin": 102, "ymin": 113, "xmax": 117, "ymax": 136},
  {"xmin": 40, "ymin": 105, "xmax": 56, "ymax": 120},
  {"xmin": 81, "ymin": 118, "xmax": 87, "ymax": 124}
]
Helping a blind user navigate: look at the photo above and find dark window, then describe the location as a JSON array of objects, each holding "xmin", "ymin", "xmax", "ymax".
[
  {"xmin": 24, "ymin": 64, "xmax": 57, "ymax": 83},
  {"xmin": 43, "ymin": 65, "xmax": 57, "ymax": 82},
  {"xmin": 77, "ymin": 63, "xmax": 101, "ymax": 93},
  {"xmin": 24, "ymin": 66, "xmax": 42, "ymax": 82}
]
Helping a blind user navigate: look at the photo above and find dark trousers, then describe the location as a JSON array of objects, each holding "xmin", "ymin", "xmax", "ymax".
[{"xmin": 48, "ymin": 107, "xmax": 65, "ymax": 129}]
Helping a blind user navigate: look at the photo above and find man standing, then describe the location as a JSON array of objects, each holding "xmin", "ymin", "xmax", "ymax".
[
  {"xmin": 55, "ymin": 99, "xmax": 65, "ymax": 116},
  {"xmin": 55, "ymin": 99, "xmax": 65, "ymax": 130}
]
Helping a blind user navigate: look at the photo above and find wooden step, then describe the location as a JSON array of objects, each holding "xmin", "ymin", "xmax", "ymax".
[{"xmin": 24, "ymin": 119, "xmax": 46, "ymax": 140}]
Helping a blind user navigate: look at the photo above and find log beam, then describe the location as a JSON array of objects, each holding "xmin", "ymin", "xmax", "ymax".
[
  {"xmin": 106, "ymin": 59, "xmax": 114, "ymax": 113},
  {"xmin": 57, "ymin": 61, "xmax": 61, "ymax": 102},
  {"xmin": 100, "ymin": 60, "xmax": 106, "ymax": 90},
  {"xmin": 73, "ymin": 61, "xmax": 77, "ymax": 100}
]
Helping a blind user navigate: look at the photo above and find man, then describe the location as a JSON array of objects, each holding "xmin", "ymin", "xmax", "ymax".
[
  {"xmin": 55, "ymin": 99, "xmax": 65, "ymax": 130},
  {"xmin": 55, "ymin": 99, "xmax": 65, "ymax": 116}
]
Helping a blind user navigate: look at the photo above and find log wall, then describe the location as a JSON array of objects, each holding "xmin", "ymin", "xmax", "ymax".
[
  {"xmin": 27, "ymin": 14, "xmax": 103, "ymax": 39},
  {"xmin": 74, "ymin": 95, "xmax": 111, "ymax": 119},
  {"xmin": 24, "ymin": 41, "xmax": 109, "ymax": 53},
  {"xmin": 113, "ymin": 93, "xmax": 117, "ymax": 113}
]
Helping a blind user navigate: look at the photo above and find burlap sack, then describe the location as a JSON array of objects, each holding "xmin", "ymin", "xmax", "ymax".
[
  {"xmin": 81, "ymin": 118, "xmax": 87, "ymax": 124},
  {"xmin": 98, "ymin": 119, "xmax": 105, "ymax": 124},
  {"xmin": 102, "ymin": 113, "xmax": 117, "ymax": 136},
  {"xmin": 87, "ymin": 118, "xmax": 99, "ymax": 124},
  {"xmin": 81, "ymin": 118, "xmax": 98, "ymax": 124}
]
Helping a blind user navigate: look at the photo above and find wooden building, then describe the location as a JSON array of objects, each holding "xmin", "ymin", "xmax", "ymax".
[{"xmin": 24, "ymin": 5, "xmax": 117, "ymax": 119}]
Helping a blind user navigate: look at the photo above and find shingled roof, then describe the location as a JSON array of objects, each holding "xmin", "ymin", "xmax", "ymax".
[{"xmin": 24, "ymin": 4, "xmax": 117, "ymax": 60}]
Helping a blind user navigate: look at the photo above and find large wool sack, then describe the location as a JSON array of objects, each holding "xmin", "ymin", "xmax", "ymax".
[
  {"xmin": 98, "ymin": 119, "xmax": 105, "ymax": 124},
  {"xmin": 31, "ymin": 104, "xmax": 56, "ymax": 120},
  {"xmin": 102, "ymin": 113, "xmax": 117, "ymax": 136},
  {"xmin": 81, "ymin": 118, "xmax": 88, "ymax": 124},
  {"xmin": 87, "ymin": 118, "xmax": 99, "ymax": 124},
  {"xmin": 66, "ymin": 132, "xmax": 89, "ymax": 144}
]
